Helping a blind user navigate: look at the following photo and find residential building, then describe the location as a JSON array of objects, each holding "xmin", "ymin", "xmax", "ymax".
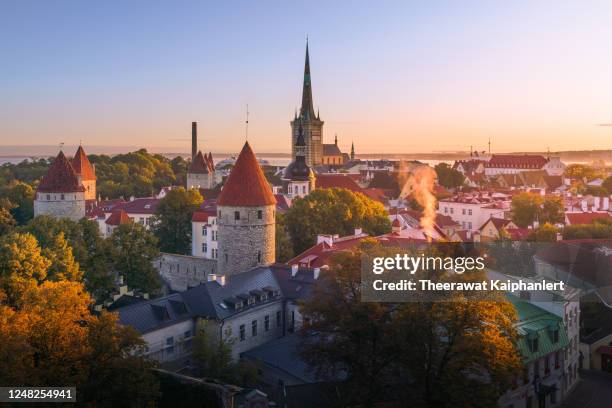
[{"xmin": 437, "ymin": 191, "xmax": 511, "ymax": 231}]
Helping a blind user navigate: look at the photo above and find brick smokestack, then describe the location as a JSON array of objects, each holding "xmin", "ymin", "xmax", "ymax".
[{"xmin": 191, "ymin": 122, "xmax": 197, "ymax": 159}]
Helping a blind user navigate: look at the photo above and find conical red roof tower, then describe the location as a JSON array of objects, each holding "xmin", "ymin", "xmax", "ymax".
[
  {"xmin": 71, "ymin": 145, "xmax": 96, "ymax": 180},
  {"xmin": 189, "ymin": 151, "xmax": 210, "ymax": 174},
  {"xmin": 218, "ymin": 142, "xmax": 276, "ymax": 206},
  {"xmin": 37, "ymin": 151, "xmax": 85, "ymax": 193}
]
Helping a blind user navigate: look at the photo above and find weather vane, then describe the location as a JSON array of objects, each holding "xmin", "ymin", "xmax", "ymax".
[{"xmin": 245, "ymin": 104, "xmax": 249, "ymax": 141}]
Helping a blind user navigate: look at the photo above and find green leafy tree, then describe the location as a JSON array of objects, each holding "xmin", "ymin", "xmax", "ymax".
[
  {"xmin": 111, "ymin": 223, "xmax": 161, "ymax": 294},
  {"xmin": 563, "ymin": 218, "xmax": 612, "ymax": 240},
  {"xmin": 0, "ymin": 182, "xmax": 34, "ymax": 225},
  {"xmin": 434, "ymin": 163, "xmax": 465, "ymax": 189},
  {"xmin": 603, "ymin": 176, "xmax": 612, "ymax": 195},
  {"xmin": 275, "ymin": 213, "xmax": 294, "ymax": 263},
  {"xmin": 0, "ymin": 199, "xmax": 17, "ymax": 235},
  {"xmin": 153, "ymin": 187, "xmax": 203, "ymax": 254},
  {"xmin": 511, "ymin": 192, "xmax": 543, "ymax": 227},
  {"xmin": 42, "ymin": 232, "xmax": 83, "ymax": 282},
  {"xmin": 285, "ymin": 188, "xmax": 391, "ymax": 254},
  {"xmin": 541, "ymin": 196, "xmax": 564, "ymax": 225}
]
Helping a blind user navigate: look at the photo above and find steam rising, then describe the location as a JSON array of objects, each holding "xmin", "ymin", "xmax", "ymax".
[{"xmin": 399, "ymin": 164, "xmax": 438, "ymax": 240}]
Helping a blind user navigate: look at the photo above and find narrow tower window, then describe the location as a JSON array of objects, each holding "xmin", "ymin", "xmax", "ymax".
[
  {"xmin": 234, "ymin": 211, "xmax": 240, "ymax": 220},
  {"xmin": 257, "ymin": 210, "xmax": 263, "ymax": 219}
]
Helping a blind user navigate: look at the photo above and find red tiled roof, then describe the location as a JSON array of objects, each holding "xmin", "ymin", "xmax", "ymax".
[
  {"xmin": 479, "ymin": 217, "xmax": 512, "ymax": 231},
  {"xmin": 206, "ymin": 152, "xmax": 215, "ymax": 172},
  {"xmin": 189, "ymin": 151, "xmax": 210, "ymax": 174},
  {"xmin": 316, "ymin": 174, "xmax": 364, "ymax": 193},
  {"xmin": 105, "ymin": 209, "xmax": 131, "ymax": 226},
  {"xmin": 114, "ymin": 198, "xmax": 159, "ymax": 215},
  {"xmin": 274, "ymin": 194, "xmax": 292, "ymax": 213},
  {"xmin": 565, "ymin": 212, "xmax": 611, "ymax": 225},
  {"xmin": 361, "ymin": 188, "xmax": 387, "ymax": 203},
  {"xmin": 505, "ymin": 228, "xmax": 531, "ymax": 241},
  {"xmin": 217, "ymin": 142, "xmax": 276, "ymax": 207},
  {"xmin": 71, "ymin": 145, "xmax": 96, "ymax": 180},
  {"xmin": 486, "ymin": 154, "xmax": 548, "ymax": 169},
  {"xmin": 192, "ymin": 210, "xmax": 215, "ymax": 223},
  {"xmin": 37, "ymin": 151, "xmax": 85, "ymax": 193}
]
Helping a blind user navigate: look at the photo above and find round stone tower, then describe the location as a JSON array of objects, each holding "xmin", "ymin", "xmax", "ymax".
[
  {"xmin": 34, "ymin": 150, "xmax": 86, "ymax": 221},
  {"xmin": 217, "ymin": 141, "xmax": 276, "ymax": 276}
]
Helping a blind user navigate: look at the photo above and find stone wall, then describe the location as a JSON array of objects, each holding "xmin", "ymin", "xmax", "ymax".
[
  {"xmin": 187, "ymin": 172, "xmax": 213, "ymax": 190},
  {"xmin": 217, "ymin": 205, "xmax": 275, "ymax": 276},
  {"xmin": 156, "ymin": 253, "xmax": 218, "ymax": 292},
  {"xmin": 34, "ymin": 192, "xmax": 85, "ymax": 221},
  {"xmin": 291, "ymin": 118, "xmax": 324, "ymax": 166}
]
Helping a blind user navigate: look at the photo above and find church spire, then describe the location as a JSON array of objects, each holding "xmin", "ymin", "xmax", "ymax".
[
  {"xmin": 300, "ymin": 40, "xmax": 316, "ymax": 120},
  {"xmin": 351, "ymin": 141, "xmax": 355, "ymax": 160}
]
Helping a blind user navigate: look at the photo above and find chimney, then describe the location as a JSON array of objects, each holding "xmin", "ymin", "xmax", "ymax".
[
  {"xmin": 354, "ymin": 227, "xmax": 363, "ymax": 236},
  {"xmin": 192, "ymin": 121, "xmax": 197, "ymax": 160},
  {"xmin": 316, "ymin": 234, "xmax": 333, "ymax": 246},
  {"xmin": 314, "ymin": 268, "xmax": 320, "ymax": 280},
  {"xmin": 291, "ymin": 264, "xmax": 298, "ymax": 277}
]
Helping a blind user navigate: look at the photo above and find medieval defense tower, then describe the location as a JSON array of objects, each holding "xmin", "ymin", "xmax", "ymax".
[
  {"xmin": 34, "ymin": 150, "xmax": 86, "ymax": 221},
  {"xmin": 291, "ymin": 41, "xmax": 324, "ymax": 166},
  {"xmin": 217, "ymin": 142, "xmax": 276, "ymax": 276}
]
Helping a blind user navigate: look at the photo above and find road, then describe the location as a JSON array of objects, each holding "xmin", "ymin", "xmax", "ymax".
[{"xmin": 562, "ymin": 370, "xmax": 612, "ymax": 408}]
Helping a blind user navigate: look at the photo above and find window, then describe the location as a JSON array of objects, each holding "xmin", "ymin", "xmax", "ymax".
[
  {"xmin": 202, "ymin": 226, "xmax": 207, "ymax": 236},
  {"xmin": 544, "ymin": 355, "xmax": 550, "ymax": 375},
  {"xmin": 234, "ymin": 211, "xmax": 240, "ymax": 220},
  {"xmin": 239, "ymin": 324, "xmax": 245, "ymax": 341},
  {"xmin": 554, "ymin": 351, "xmax": 560, "ymax": 369},
  {"xmin": 551, "ymin": 327, "xmax": 559, "ymax": 343},
  {"xmin": 276, "ymin": 311, "xmax": 282, "ymax": 327},
  {"xmin": 294, "ymin": 185, "xmax": 298, "ymax": 194},
  {"xmin": 450, "ymin": 208, "xmax": 454, "ymax": 214},
  {"xmin": 302, "ymin": 185, "xmax": 306, "ymax": 194},
  {"xmin": 444, "ymin": 207, "xmax": 448, "ymax": 214},
  {"xmin": 462, "ymin": 209, "xmax": 466, "ymax": 215},
  {"xmin": 212, "ymin": 231, "xmax": 216, "ymax": 241},
  {"xmin": 265, "ymin": 315, "xmax": 270, "ymax": 331},
  {"xmin": 224, "ymin": 253, "xmax": 228, "ymax": 263},
  {"xmin": 184, "ymin": 330, "xmax": 192, "ymax": 338},
  {"xmin": 468, "ymin": 209, "xmax": 472, "ymax": 216},
  {"xmin": 257, "ymin": 251, "xmax": 262, "ymax": 263},
  {"xmin": 258, "ymin": 210, "xmax": 263, "ymax": 219},
  {"xmin": 46, "ymin": 194, "xmax": 50, "ymax": 200},
  {"xmin": 202, "ymin": 243, "xmax": 207, "ymax": 253},
  {"xmin": 468, "ymin": 222, "xmax": 472, "ymax": 230},
  {"xmin": 251, "ymin": 320, "xmax": 258, "ymax": 336},
  {"xmin": 166, "ymin": 337, "xmax": 174, "ymax": 354},
  {"xmin": 60, "ymin": 194, "xmax": 65, "ymax": 200},
  {"xmin": 528, "ymin": 336, "xmax": 539, "ymax": 353}
]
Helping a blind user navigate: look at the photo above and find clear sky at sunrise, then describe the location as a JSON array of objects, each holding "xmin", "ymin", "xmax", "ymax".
[{"xmin": 1, "ymin": 0, "xmax": 612, "ymax": 154}]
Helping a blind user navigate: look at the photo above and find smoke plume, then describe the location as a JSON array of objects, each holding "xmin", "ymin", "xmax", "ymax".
[{"xmin": 399, "ymin": 164, "xmax": 438, "ymax": 240}]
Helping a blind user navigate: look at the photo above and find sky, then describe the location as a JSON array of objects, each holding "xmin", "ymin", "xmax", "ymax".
[{"xmin": 1, "ymin": 0, "xmax": 612, "ymax": 155}]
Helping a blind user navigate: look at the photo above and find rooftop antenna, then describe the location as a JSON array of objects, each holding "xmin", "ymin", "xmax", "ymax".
[{"xmin": 245, "ymin": 104, "xmax": 249, "ymax": 141}]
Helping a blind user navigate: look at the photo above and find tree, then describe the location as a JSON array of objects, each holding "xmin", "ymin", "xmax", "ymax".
[
  {"xmin": 275, "ymin": 213, "xmax": 294, "ymax": 263},
  {"xmin": 42, "ymin": 232, "xmax": 83, "ymax": 282},
  {"xmin": 0, "ymin": 279, "xmax": 159, "ymax": 404},
  {"xmin": 511, "ymin": 192, "xmax": 543, "ymax": 227},
  {"xmin": 299, "ymin": 243, "xmax": 521, "ymax": 407},
  {"xmin": 111, "ymin": 223, "xmax": 161, "ymax": 294},
  {"xmin": 0, "ymin": 198, "xmax": 16, "ymax": 235},
  {"xmin": 192, "ymin": 326, "xmax": 256, "ymax": 387},
  {"xmin": 540, "ymin": 196, "xmax": 564, "ymax": 225},
  {"xmin": 564, "ymin": 164, "xmax": 603, "ymax": 181},
  {"xmin": 153, "ymin": 187, "xmax": 203, "ymax": 254},
  {"xmin": 0, "ymin": 233, "xmax": 51, "ymax": 306},
  {"xmin": 603, "ymin": 175, "xmax": 612, "ymax": 195},
  {"xmin": 0, "ymin": 181, "xmax": 34, "ymax": 225},
  {"xmin": 563, "ymin": 218, "xmax": 612, "ymax": 240},
  {"xmin": 284, "ymin": 188, "xmax": 391, "ymax": 254},
  {"xmin": 529, "ymin": 223, "xmax": 559, "ymax": 242},
  {"xmin": 434, "ymin": 163, "xmax": 465, "ymax": 189}
]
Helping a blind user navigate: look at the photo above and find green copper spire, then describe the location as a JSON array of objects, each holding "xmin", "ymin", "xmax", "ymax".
[{"xmin": 300, "ymin": 40, "xmax": 317, "ymax": 120}]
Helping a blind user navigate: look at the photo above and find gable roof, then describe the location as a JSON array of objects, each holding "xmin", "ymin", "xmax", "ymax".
[
  {"xmin": 116, "ymin": 293, "xmax": 193, "ymax": 334},
  {"xmin": 480, "ymin": 217, "xmax": 513, "ymax": 231},
  {"xmin": 189, "ymin": 151, "xmax": 210, "ymax": 174},
  {"xmin": 105, "ymin": 209, "xmax": 131, "ymax": 226},
  {"xmin": 315, "ymin": 174, "xmax": 364, "ymax": 193},
  {"xmin": 71, "ymin": 145, "xmax": 96, "ymax": 180},
  {"xmin": 565, "ymin": 212, "xmax": 611, "ymax": 225},
  {"xmin": 218, "ymin": 142, "xmax": 276, "ymax": 207},
  {"xmin": 322, "ymin": 144, "xmax": 342, "ymax": 156},
  {"xmin": 37, "ymin": 151, "xmax": 86, "ymax": 193},
  {"xmin": 486, "ymin": 154, "xmax": 548, "ymax": 169}
]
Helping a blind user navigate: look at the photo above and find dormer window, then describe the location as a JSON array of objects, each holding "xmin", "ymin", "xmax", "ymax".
[
  {"xmin": 528, "ymin": 333, "xmax": 539, "ymax": 352},
  {"xmin": 550, "ymin": 326, "xmax": 559, "ymax": 343}
]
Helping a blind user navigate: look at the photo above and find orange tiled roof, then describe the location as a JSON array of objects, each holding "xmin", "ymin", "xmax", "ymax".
[
  {"xmin": 71, "ymin": 145, "xmax": 96, "ymax": 180},
  {"xmin": 37, "ymin": 151, "xmax": 85, "ymax": 193},
  {"xmin": 217, "ymin": 142, "xmax": 276, "ymax": 207}
]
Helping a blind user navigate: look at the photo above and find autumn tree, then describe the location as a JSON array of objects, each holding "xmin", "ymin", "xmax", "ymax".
[
  {"xmin": 0, "ymin": 181, "xmax": 34, "ymax": 224},
  {"xmin": 0, "ymin": 198, "xmax": 16, "ymax": 235},
  {"xmin": 299, "ymin": 243, "xmax": 521, "ymax": 407},
  {"xmin": 284, "ymin": 188, "xmax": 391, "ymax": 254},
  {"xmin": 511, "ymin": 192, "xmax": 542, "ymax": 227},
  {"xmin": 603, "ymin": 176, "xmax": 612, "ymax": 195},
  {"xmin": 529, "ymin": 223, "xmax": 559, "ymax": 242},
  {"xmin": 540, "ymin": 196, "xmax": 564, "ymax": 225},
  {"xmin": 563, "ymin": 217, "xmax": 612, "ymax": 240},
  {"xmin": 111, "ymin": 223, "xmax": 161, "ymax": 294},
  {"xmin": 153, "ymin": 187, "xmax": 203, "ymax": 254}
]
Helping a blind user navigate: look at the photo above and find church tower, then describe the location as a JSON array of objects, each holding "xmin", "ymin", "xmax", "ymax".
[
  {"xmin": 291, "ymin": 40, "xmax": 324, "ymax": 166},
  {"xmin": 217, "ymin": 142, "xmax": 276, "ymax": 276},
  {"xmin": 285, "ymin": 126, "xmax": 315, "ymax": 198}
]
